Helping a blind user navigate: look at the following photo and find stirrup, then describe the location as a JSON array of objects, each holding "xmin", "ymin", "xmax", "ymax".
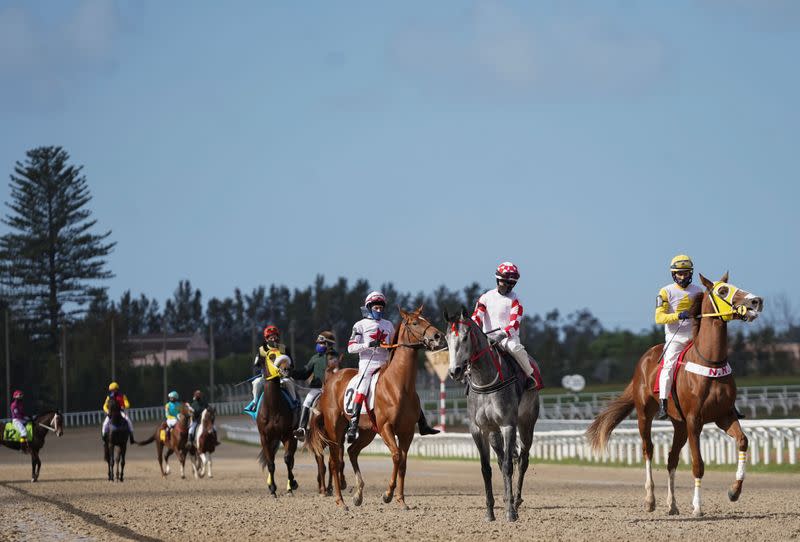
[
  {"xmin": 346, "ymin": 421, "xmax": 359, "ymax": 443},
  {"xmin": 293, "ymin": 427, "xmax": 306, "ymax": 441}
]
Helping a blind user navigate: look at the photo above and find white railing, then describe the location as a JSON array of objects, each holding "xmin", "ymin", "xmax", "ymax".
[
  {"xmin": 43, "ymin": 401, "xmax": 249, "ymax": 428},
  {"xmin": 220, "ymin": 419, "xmax": 800, "ymax": 467}
]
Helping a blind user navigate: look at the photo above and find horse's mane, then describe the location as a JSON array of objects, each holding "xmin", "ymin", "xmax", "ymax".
[
  {"xmin": 387, "ymin": 318, "xmax": 402, "ymax": 363},
  {"xmin": 690, "ymin": 292, "xmax": 706, "ymax": 340}
]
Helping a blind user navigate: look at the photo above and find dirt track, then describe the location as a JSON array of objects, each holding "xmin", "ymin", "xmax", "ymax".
[{"xmin": 1, "ymin": 420, "xmax": 798, "ymax": 541}]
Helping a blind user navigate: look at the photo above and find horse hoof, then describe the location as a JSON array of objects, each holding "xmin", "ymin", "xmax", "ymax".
[
  {"xmin": 728, "ymin": 488, "xmax": 740, "ymax": 502},
  {"xmin": 667, "ymin": 506, "xmax": 679, "ymax": 516},
  {"xmin": 645, "ymin": 499, "xmax": 656, "ymax": 513},
  {"xmin": 506, "ymin": 511, "xmax": 518, "ymax": 522},
  {"xmin": 514, "ymin": 498, "xmax": 524, "ymax": 511},
  {"xmin": 353, "ymin": 494, "xmax": 363, "ymax": 507},
  {"xmin": 290, "ymin": 479, "xmax": 299, "ymax": 491},
  {"xmin": 286, "ymin": 490, "xmax": 294, "ymax": 497},
  {"xmin": 692, "ymin": 509, "xmax": 703, "ymax": 518},
  {"xmin": 382, "ymin": 492, "xmax": 392, "ymax": 504},
  {"xmin": 485, "ymin": 512, "xmax": 496, "ymax": 522}
]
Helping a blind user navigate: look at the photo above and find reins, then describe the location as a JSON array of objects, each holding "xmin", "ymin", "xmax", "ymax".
[{"xmin": 452, "ymin": 320, "xmax": 507, "ymax": 385}]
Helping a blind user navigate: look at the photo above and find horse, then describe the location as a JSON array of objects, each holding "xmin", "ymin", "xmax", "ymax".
[
  {"xmin": 103, "ymin": 400, "xmax": 130, "ymax": 482},
  {"xmin": 445, "ymin": 307, "xmax": 541, "ymax": 522},
  {"xmin": 190, "ymin": 407, "xmax": 218, "ymax": 479},
  {"xmin": 138, "ymin": 404, "xmax": 192, "ymax": 478},
  {"xmin": 587, "ymin": 273, "xmax": 763, "ymax": 517},
  {"xmin": 1, "ymin": 410, "xmax": 63, "ymax": 482},
  {"xmin": 308, "ymin": 306, "xmax": 446, "ymax": 510},
  {"xmin": 308, "ymin": 409, "xmax": 346, "ymax": 496},
  {"xmin": 256, "ymin": 364, "xmax": 299, "ymax": 497}
]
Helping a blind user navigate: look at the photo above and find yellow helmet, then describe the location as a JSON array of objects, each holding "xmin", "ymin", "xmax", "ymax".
[
  {"xmin": 108, "ymin": 382, "xmax": 120, "ymax": 391},
  {"xmin": 670, "ymin": 254, "xmax": 693, "ymax": 272}
]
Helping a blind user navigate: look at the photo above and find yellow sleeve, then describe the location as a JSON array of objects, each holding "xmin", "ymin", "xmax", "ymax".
[
  {"xmin": 654, "ymin": 288, "xmax": 679, "ymax": 325},
  {"xmin": 103, "ymin": 397, "xmax": 110, "ymax": 414},
  {"xmin": 123, "ymin": 395, "xmax": 130, "ymax": 409}
]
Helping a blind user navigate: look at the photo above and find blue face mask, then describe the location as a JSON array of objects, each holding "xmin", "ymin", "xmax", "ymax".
[
  {"xmin": 315, "ymin": 343, "xmax": 327, "ymax": 354},
  {"xmin": 369, "ymin": 307, "xmax": 384, "ymax": 321}
]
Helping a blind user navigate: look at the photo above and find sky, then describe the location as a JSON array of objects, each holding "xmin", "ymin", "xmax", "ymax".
[{"xmin": 0, "ymin": 0, "xmax": 798, "ymax": 332}]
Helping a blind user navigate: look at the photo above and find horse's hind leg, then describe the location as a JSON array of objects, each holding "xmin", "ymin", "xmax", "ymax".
[
  {"xmin": 119, "ymin": 446, "xmax": 126, "ymax": 482},
  {"xmin": 716, "ymin": 415, "xmax": 748, "ymax": 502},
  {"xmin": 500, "ymin": 425, "xmax": 518, "ymax": 522},
  {"xmin": 638, "ymin": 413, "xmax": 656, "ymax": 512},
  {"xmin": 105, "ymin": 444, "xmax": 113, "ymax": 481},
  {"xmin": 30, "ymin": 452, "xmax": 39, "ymax": 483},
  {"xmin": 686, "ymin": 416, "xmax": 705, "ymax": 517},
  {"xmin": 666, "ymin": 421, "xmax": 687, "ymax": 515},
  {"xmin": 472, "ymin": 427, "xmax": 495, "ymax": 522},
  {"xmin": 348, "ymin": 430, "xmax": 375, "ymax": 507},
  {"xmin": 515, "ymin": 396, "xmax": 537, "ymax": 512}
]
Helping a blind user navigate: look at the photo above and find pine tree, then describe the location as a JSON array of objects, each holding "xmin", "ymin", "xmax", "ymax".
[{"xmin": 0, "ymin": 146, "xmax": 115, "ymax": 347}]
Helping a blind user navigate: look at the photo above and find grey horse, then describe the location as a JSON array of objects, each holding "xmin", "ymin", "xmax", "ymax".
[{"xmin": 445, "ymin": 307, "xmax": 540, "ymax": 522}]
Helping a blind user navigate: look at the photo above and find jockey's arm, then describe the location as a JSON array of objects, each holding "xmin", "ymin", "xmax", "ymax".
[
  {"xmin": 123, "ymin": 395, "xmax": 130, "ymax": 409},
  {"xmin": 655, "ymin": 288, "xmax": 679, "ymax": 325},
  {"xmin": 348, "ymin": 326, "xmax": 370, "ymax": 354},
  {"xmin": 102, "ymin": 397, "xmax": 111, "ymax": 414},
  {"xmin": 471, "ymin": 299, "xmax": 487, "ymax": 327}
]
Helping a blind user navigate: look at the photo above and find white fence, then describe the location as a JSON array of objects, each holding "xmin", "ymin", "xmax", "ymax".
[{"xmin": 221, "ymin": 419, "xmax": 800, "ymax": 467}]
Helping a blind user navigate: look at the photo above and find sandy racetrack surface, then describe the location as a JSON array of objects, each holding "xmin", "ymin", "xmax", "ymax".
[{"xmin": 1, "ymin": 420, "xmax": 798, "ymax": 541}]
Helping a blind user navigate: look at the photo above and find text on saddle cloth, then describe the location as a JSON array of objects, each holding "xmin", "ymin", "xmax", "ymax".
[
  {"xmin": 653, "ymin": 341, "xmax": 732, "ymax": 396},
  {"xmin": 3, "ymin": 422, "xmax": 33, "ymax": 442},
  {"xmin": 344, "ymin": 372, "xmax": 380, "ymax": 417}
]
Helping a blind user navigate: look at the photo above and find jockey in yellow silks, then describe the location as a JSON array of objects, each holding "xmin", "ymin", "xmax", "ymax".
[
  {"xmin": 244, "ymin": 325, "xmax": 298, "ymax": 413},
  {"xmin": 655, "ymin": 254, "xmax": 703, "ymax": 420},
  {"xmin": 102, "ymin": 382, "xmax": 135, "ymax": 443}
]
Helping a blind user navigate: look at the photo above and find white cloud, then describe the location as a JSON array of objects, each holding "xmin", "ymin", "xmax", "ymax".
[{"xmin": 389, "ymin": 1, "xmax": 667, "ymax": 100}]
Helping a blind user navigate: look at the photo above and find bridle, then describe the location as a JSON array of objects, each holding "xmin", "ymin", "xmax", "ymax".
[
  {"xmin": 398, "ymin": 315, "xmax": 437, "ymax": 350},
  {"xmin": 450, "ymin": 319, "xmax": 508, "ymax": 387}
]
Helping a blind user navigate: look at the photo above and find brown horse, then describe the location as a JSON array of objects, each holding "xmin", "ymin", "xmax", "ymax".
[
  {"xmin": 1, "ymin": 410, "xmax": 63, "ymax": 482},
  {"xmin": 587, "ymin": 273, "xmax": 763, "ymax": 517},
  {"xmin": 256, "ymin": 368, "xmax": 299, "ymax": 497},
  {"xmin": 309, "ymin": 409, "xmax": 346, "ymax": 496},
  {"xmin": 138, "ymin": 404, "xmax": 192, "ymax": 478},
  {"xmin": 308, "ymin": 306, "xmax": 446, "ymax": 510},
  {"xmin": 190, "ymin": 407, "xmax": 218, "ymax": 479}
]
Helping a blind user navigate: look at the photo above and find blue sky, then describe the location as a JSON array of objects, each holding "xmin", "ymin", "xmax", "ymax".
[{"xmin": 1, "ymin": 1, "xmax": 797, "ymax": 331}]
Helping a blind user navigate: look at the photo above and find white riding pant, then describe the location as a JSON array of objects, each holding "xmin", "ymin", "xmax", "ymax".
[
  {"xmin": 302, "ymin": 388, "xmax": 322, "ymax": 408},
  {"xmin": 166, "ymin": 418, "xmax": 178, "ymax": 429},
  {"xmin": 281, "ymin": 377, "xmax": 298, "ymax": 402},
  {"xmin": 500, "ymin": 337, "xmax": 534, "ymax": 377},
  {"xmin": 102, "ymin": 412, "xmax": 133, "ymax": 435},
  {"xmin": 12, "ymin": 418, "xmax": 27, "ymax": 439},
  {"xmin": 355, "ymin": 359, "xmax": 386, "ymax": 399},
  {"xmin": 659, "ymin": 338, "xmax": 691, "ymax": 400},
  {"xmin": 252, "ymin": 377, "xmax": 264, "ymax": 402}
]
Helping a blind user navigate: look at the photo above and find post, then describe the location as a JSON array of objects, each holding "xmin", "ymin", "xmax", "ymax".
[
  {"xmin": 4, "ymin": 308, "xmax": 9, "ymax": 418},
  {"xmin": 251, "ymin": 322, "xmax": 256, "ymax": 359},
  {"xmin": 61, "ymin": 323, "xmax": 67, "ymax": 413},
  {"xmin": 289, "ymin": 320, "xmax": 296, "ymax": 358},
  {"xmin": 162, "ymin": 324, "xmax": 168, "ymax": 400},
  {"xmin": 209, "ymin": 320, "xmax": 215, "ymax": 403},
  {"xmin": 439, "ymin": 378, "xmax": 446, "ymax": 432},
  {"xmin": 111, "ymin": 313, "xmax": 116, "ymax": 381}
]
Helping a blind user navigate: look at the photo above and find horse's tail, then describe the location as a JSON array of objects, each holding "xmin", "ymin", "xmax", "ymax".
[
  {"xmin": 137, "ymin": 434, "xmax": 156, "ymax": 446},
  {"xmin": 586, "ymin": 382, "xmax": 635, "ymax": 453},
  {"xmin": 306, "ymin": 411, "xmax": 330, "ymax": 458}
]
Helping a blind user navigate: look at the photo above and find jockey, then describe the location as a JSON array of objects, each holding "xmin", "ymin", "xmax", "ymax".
[
  {"xmin": 346, "ymin": 292, "xmax": 440, "ymax": 443},
  {"xmin": 10, "ymin": 390, "xmax": 29, "ymax": 452},
  {"xmin": 101, "ymin": 382, "xmax": 135, "ymax": 444},
  {"xmin": 472, "ymin": 262, "xmax": 536, "ymax": 388},
  {"xmin": 188, "ymin": 390, "xmax": 218, "ymax": 446},
  {"xmin": 293, "ymin": 331, "xmax": 337, "ymax": 441},
  {"xmin": 164, "ymin": 390, "xmax": 183, "ymax": 437},
  {"xmin": 245, "ymin": 325, "xmax": 298, "ymax": 413},
  {"xmin": 655, "ymin": 254, "xmax": 703, "ymax": 420}
]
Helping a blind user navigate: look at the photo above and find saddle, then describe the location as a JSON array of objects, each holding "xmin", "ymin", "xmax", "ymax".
[
  {"xmin": 469, "ymin": 347, "xmax": 543, "ymax": 396},
  {"xmin": 3, "ymin": 422, "xmax": 33, "ymax": 442},
  {"xmin": 653, "ymin": 342, "xmax": 691, "ymax": 397},
  {"xmin": 343, "ymin": 372, "xmax": 380, "ymax": 431},
  {"xmin": 242, "ymin": 387, "xmax": 300, "ymax": 421}
]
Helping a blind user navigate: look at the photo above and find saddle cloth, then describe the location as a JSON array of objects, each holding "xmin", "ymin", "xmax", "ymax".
[
  {"xmin": 495, "ymin": 349, "xmax": 545, "ymax": 391},
  {"xmin": 3, "ymin": 422, "xmax": 33, "ymax": 442},
  {"xmin": 654, "ymin": 342, "xmax": 692, "ymax": 396},
  {"xmin": 343, "ymin": 371, "xmax": 380, "ymax": 418}
]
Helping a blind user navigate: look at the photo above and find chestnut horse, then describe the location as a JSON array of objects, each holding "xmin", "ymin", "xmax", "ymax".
[
  {"xmin": 138, "ymin": 404, "xmax": 192, "ymax": 478},
  {"xmin": 308, "ymin": 306, "xmax": 446, "ymax": 510},
  {"xmin": 256, "ymin": 368, "xmax": 299, "ymax": 497},
  {"xmin": 1, "ymin": 410, "xmax": 63, "ymax": 482},
  {"xmin": 587, "ymin": 273, "xmax": 763, "ymax": 517},
  {"xmin": 309, "ymin": 409, "xmax": 346, "ymax": 496}
]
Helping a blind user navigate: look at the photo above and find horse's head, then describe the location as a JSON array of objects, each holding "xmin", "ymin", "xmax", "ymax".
[
  {"xmin": 398, "ymin": 306, "xmax": 446, "ymax": 350},
  {"xmin": 444, "ymin": 306, "xmax": 480, "ymax": 382},
  {"xmin": 699, "ymin": 272, "xmax": 764, "ymax": 323},
  {"xmin": 203, "ymin": 406, "xmax": 216, "ymax": 426},
  {"xmin": 52, "ymin": 411, "xmax": 64, "ymax": 437}
]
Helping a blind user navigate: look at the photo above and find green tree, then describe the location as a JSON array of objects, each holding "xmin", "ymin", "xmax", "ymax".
[{"xmin": 0, "ymin": 146, "xmax": 115, "ymax": 346}]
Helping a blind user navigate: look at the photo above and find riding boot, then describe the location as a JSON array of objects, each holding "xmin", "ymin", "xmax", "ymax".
[
  {"xmin": 657, "ymin": 399, "xmax": 669, "ymax": 420},
  {"xmin": 293, "ymin": 406, "xmax": 311, "ymax": 441},
  {"xmin": 417, "ymin": 410, "xmax": 440, "ymax": 435},
  {"xmin": 346, "ymin": 402, "xmax": 363, "ymax": 444}
]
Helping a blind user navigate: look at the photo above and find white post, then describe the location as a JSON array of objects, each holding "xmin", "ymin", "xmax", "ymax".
[{"xmin": 439, "ymin": 378, "xmax": 446, "ymax": 432}]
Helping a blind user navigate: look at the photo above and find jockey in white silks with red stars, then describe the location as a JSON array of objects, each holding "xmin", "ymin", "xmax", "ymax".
[
  {"xmin": 472, "ymin": 262, "xmax": 536, "ymax": 387},
  {"xmin": 655, "ymin": 254, "xmax": 703, "ymax": 420},
  {"xmin": 346, "ymin": 291, "xmax": 440, "ymax": 443}
]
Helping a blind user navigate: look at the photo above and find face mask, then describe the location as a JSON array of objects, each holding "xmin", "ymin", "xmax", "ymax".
[
  {"xmin": 370, "ymin": 307, "xmax": 383, "ymax": 321},
  {"xmin": 266, "ymin": 339, "xmax": 278, "ymax": 348},
  {"xmin": 315, "ymin": 343, "xmax": 327, "ymax": 354}
]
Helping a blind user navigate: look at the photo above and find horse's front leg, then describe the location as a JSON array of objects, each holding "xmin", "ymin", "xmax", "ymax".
[
  {"xmin": 471, "ymin": 427, "xmax": 495, "ymax": 522},
  {"xmin": 106, "ymin": 444, "xmax": 113, "ymax": 481},
  {"xmin": 500, "ymin": 425, "xmax": 517, "ymax": 522},
  {"xmin": 284, "ymin": 437, "xmax": 298, "ymax": 494},
  {"xmin": 686, "ymin": 416, "xmax": 705, "ymax": 517},
  {"xmin": 666, "ymin": 421, "xmax": 687, "ymax": 515},
  {"xmin": 638, "ymin": 412, "xmax": 656, "ymax": 512},
  {"xmin": 118, "ymin": 446, "xmax": 125, "ymax": 482},
  {"xmin": 395, "ymin": 431, "xmax": 414, "ymax": 510},
  {"xmin": 30, "ymin": 451, "xmax": 38, "ymax": 483},
  {"xmin": 716, "ymin": 415, "xmax": 748, "ymax": 502},
  {"xmin": 379, "ymin": 424, "xmax": 401, "ymax": 506}
]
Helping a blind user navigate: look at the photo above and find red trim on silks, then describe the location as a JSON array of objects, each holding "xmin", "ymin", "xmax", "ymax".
[
  {"xmin": 529, "ymin": 357, "xmax": 544, "ymax": 390},
  {"xmin": 354, "ymin": 393, "xmax": 366, "ymax": 404},
  {"xmin": 653, "ymin": 341, "xmax": 692, "ymax": 396},
  {"xmin": 348, "ymin": 340, "xmax": 357, "ymax": 345},
  {"xmin": 451, "ymin": 323, "xmax": 458, "ymax": 336}
]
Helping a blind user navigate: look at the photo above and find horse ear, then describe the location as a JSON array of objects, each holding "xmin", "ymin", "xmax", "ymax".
[
  {"xmin": 460, "ymin": 305, "xmax": 470, "ymax": 319},
  {"xmin": 699, "ymin": 273, "xmax": 714, "ymax": 290},
  {"xmin": 398, "ymin": 306, "xmax": 407, "ymax": 318},
  {"xmin": 443, "ymin": 308, "xmax": 450, "ymax": 323},
  {"xmin": 416, "ymin": 304, "xmax": 424, "ymax": 315},
  {"xmin": 720, "ymin": 271, "xmax": 729, "ymax": 283}
]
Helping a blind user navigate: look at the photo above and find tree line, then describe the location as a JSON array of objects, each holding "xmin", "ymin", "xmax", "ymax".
[{"xmin": 1, "ymin": 146, "xmax": 797, "ymax": 414}]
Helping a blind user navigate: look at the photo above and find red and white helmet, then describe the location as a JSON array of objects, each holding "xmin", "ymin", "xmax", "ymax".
[
  {"xmin": 495, "ymin": 262, "xmax": 520, "ymax": 283},
  {"xmin": 12, "ymin": 390, "xmax": 23, "ymax": 399},
  {"xmin": 364, "ymin": 291, "xmax": 386, "ymax": 308},
  {"xmin": 263, "ymin": 325, "xmax": 280, "ymax": 341}
]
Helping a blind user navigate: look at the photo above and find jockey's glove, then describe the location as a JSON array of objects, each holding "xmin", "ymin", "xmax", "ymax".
[
  {"xmin": 494, "ymin": 330, "xmax": 508, "ymax": 342},
  {"xmin": 368, "ymin": 340, "xmax": 380, "ymax": 348},
  {"xmin": 678, "ymin": 311, "xmax": 691, "ymax": 320}
]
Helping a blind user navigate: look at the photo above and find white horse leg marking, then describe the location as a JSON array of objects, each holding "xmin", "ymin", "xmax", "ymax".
[
  {"xmin": 736, "ymin": 450, "xmax": 747, "ymax": 481},
  {"xmin": 666, "ymin": 468, "xmax": 678, "ymax": 515},
  {"xmin": 207, "ymin": 454, "xmax": 213, "ymax": 478},
  {"xmin": 692, "ymin": 478, "xmax": 703, "ymax": 517},
  {"xmin": 644, "ymin": 459, "xmax": 655, "ymax": 511}
]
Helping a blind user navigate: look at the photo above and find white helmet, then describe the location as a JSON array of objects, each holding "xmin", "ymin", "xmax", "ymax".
[{"xmin": 364, "ymin": 291, "xmax": 386, "ymax": 308}]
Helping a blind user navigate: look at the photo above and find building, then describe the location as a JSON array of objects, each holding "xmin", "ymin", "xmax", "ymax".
[{"xmin": 128, "ymin": 332, "xmax": 209, "ymax": 367}]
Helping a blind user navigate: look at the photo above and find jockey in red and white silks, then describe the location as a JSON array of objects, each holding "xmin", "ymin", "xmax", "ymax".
[
  {"xmin": 346, "ymin": 291, "xmax": 394, "ymax": 442},
  {"xmin": 472, "ymin": 262, "xmax": 535, "ymax": 384}
]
